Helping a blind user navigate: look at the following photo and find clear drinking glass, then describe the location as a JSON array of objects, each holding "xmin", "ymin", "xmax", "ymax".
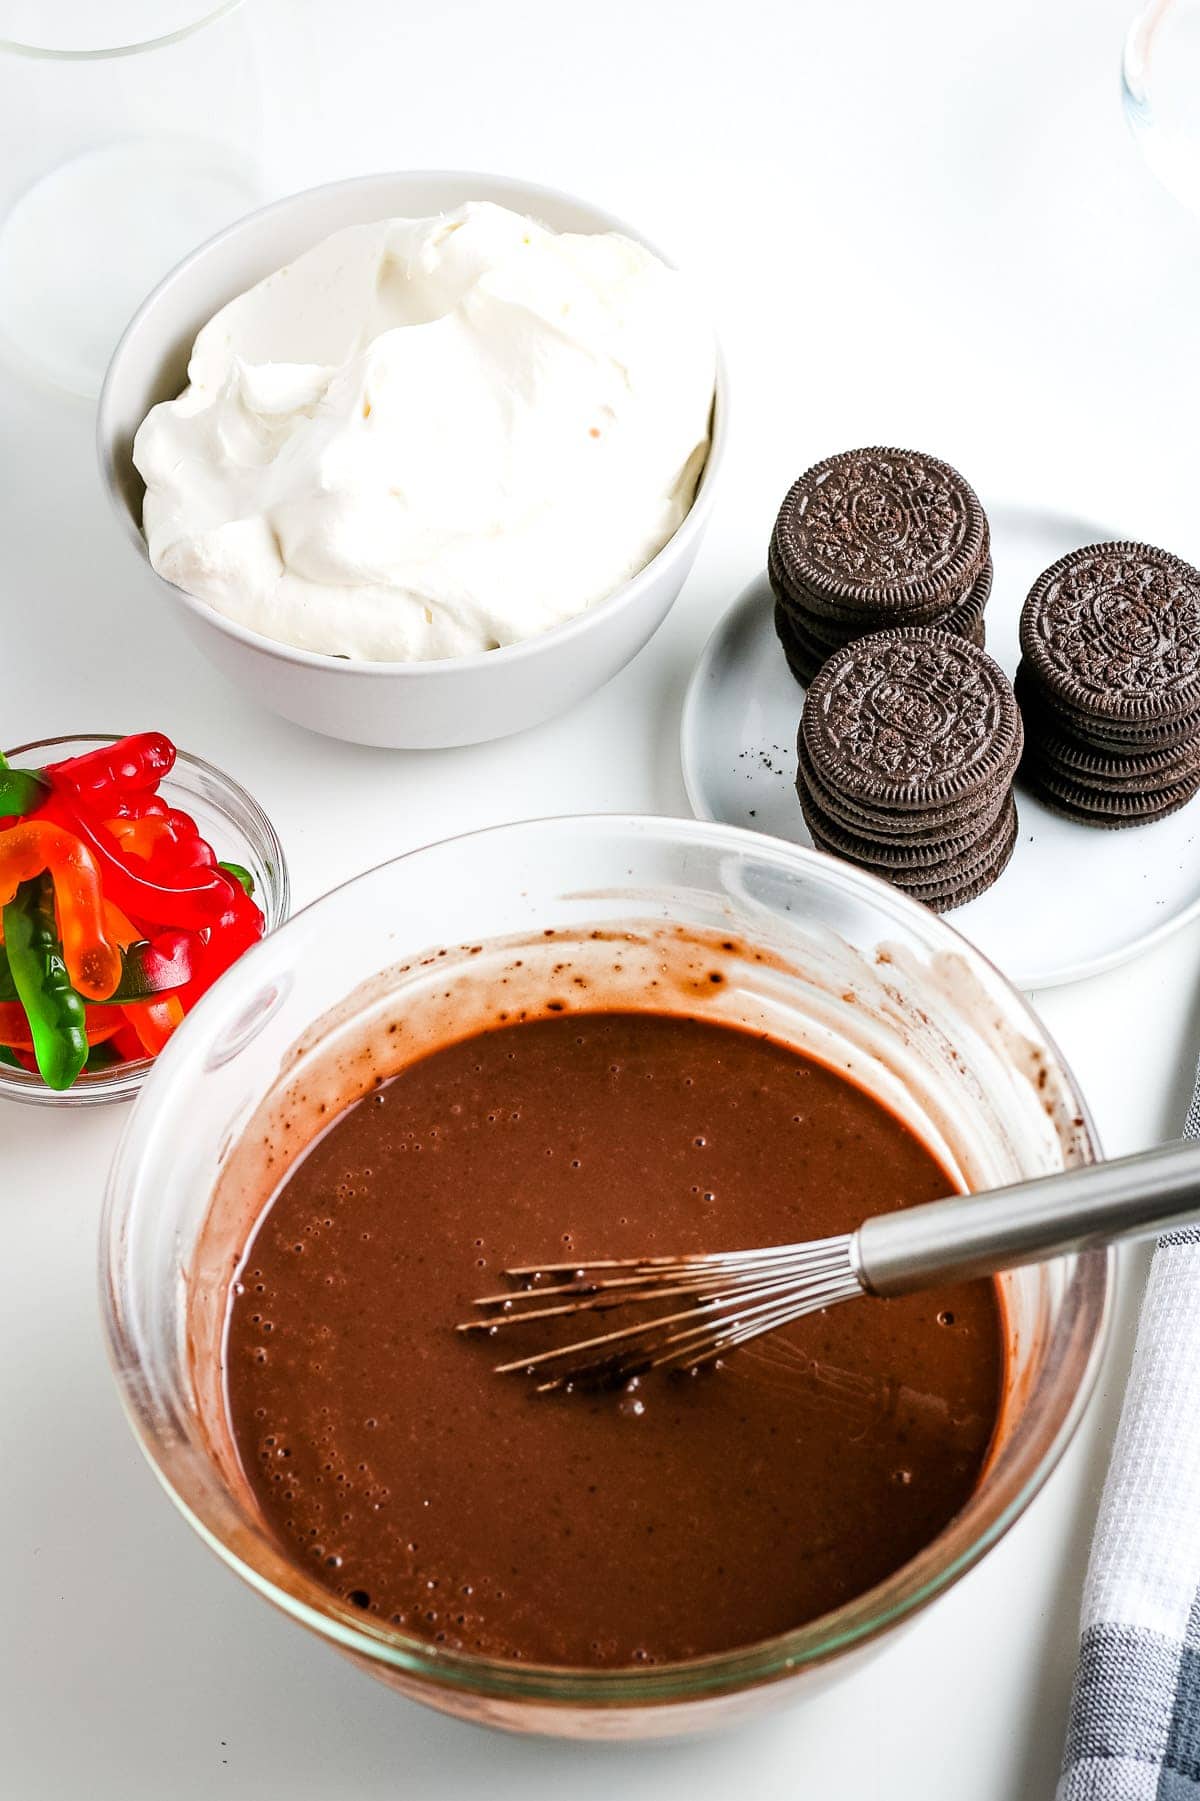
[
  {"xmin": 101, "ymin": 816, "xmax": 1109, "ymax": 1738},
  {"xmin": 0, "ymin": 1, "xmax": 310, "ymax": 396},
  {"xmin": 1123, "ymin": 1, "xmax": 1200, "ymax": 214}
]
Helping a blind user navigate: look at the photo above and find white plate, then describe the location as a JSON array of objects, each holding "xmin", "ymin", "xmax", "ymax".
[{"xmin": 681, "ymin": 503, "xmax": 1200, "ymax": 991}]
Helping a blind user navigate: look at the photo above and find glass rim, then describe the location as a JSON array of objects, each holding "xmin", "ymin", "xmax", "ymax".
[
  {"xmin": 1122, "ymin": 0, "xmax": 1163, "ymax": 110},
  {"xmin": 0, "ymin": 0, "xmax": 245, "ymax": 60},
  {"xmin": 0, "ymin": 731, "xmax": 289, "ymax": 1104},
  {"xmin": 100, "ymin": 813, "xmax": 1111, "ymax": 1708}
]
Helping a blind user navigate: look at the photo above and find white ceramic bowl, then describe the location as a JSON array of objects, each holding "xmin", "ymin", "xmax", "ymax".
[{"xmin": 97, "ymin": 171, "xmax": 728, "ymax": 750}]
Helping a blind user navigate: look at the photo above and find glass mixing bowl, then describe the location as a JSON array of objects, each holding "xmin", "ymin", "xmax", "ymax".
[
  {"xmin": 101, "ymin": 816, "xmax": 1108, "ymax": 1738},
  {"xmin": 0, "ymin": 734, "xmax": 289, "ymax": 1106}
]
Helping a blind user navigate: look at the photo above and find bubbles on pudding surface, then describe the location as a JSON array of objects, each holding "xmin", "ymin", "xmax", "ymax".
[{"xmin": 223, "ymin": 1011, "xmax": 1003, "ymax": 1666}]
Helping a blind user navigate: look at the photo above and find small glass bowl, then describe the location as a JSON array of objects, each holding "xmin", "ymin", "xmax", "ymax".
[{"xmin": 0, "ymin": 733, "xmax": 289, "ymax": 1107}]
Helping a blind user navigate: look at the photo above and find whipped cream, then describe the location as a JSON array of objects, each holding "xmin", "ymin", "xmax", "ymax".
[{"xmin": 134, "ymin": 202, "xmax": 715, "ymax": 661}]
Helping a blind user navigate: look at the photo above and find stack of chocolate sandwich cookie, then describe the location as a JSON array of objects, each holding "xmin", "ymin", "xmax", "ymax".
[
  {"xmin": 1017, "ymin": 542, "xmax": 1200, "ymax": 827},
  {"xmin": 770, "ymin": 447, "xmax": 992, "ymax": 686},
  {"xmin": 796, "ymin": 628, "xmax": 1023, "ymax": 912}
]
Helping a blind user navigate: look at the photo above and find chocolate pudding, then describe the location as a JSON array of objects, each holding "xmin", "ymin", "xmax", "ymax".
[{"xmin": 224, "ymin": 1012, "xmax": 1003, "ymax": 1667}]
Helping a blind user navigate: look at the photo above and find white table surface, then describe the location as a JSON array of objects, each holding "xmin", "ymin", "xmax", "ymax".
[{"xmin": 3, "ymin": 0, "xmax": 1199, "ymax": 1794}]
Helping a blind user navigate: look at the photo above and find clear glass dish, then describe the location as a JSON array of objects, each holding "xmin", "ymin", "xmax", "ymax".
[
  {"xmin": 0, "ymin": 0, "xmax": 310, "ymax": 396},
  {"xmin": 1123, "ymin": 0, "xmax": 1200, "ymax": 215},
  {"xmin": 0, "ymin": 734, "xmax": 289, "ymax": 1106},
  {"xmin": 101, "ymin": 816, "xmax": 1108, "ymax": 1737}
]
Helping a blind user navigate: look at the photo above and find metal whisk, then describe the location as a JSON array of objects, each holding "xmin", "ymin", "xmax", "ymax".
[{"xmin": 460, "ymin": 1138, "xmax": 1200, "ymax": 1390}]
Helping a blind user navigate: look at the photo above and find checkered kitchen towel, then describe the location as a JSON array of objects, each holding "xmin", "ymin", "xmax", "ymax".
[{"xmin": 1059, "ymin": 1070, "xmax": 1200, "ymax": 1799}]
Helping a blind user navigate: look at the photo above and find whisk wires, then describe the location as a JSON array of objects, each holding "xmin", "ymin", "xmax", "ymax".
[{"xmin": 457, "ymin": 1236, "xmax": 862, "ymax": 1391}]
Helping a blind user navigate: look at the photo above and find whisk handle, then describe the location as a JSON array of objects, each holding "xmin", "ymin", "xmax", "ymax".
[{"xmin": 853, "ymin": 1137, "xmax": 1200, "ymax": 1296}]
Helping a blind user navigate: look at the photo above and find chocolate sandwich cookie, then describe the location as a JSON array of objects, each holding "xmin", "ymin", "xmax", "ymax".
[
  {"xmin": 796, "ymin": 737, "xmax": 1006, "ymax": 847},
  {"xmin": 773, "ymin": 594, "xmax": 831, "ymax": 660},
  {"xmin": 938, "ymin": 558, "xmax": 992, "ymax": 644},
  {"xmin": 1020, "ymin": 542, "xmax": 1200, "ymax": 728},
  {"xmin": 773, "ymin": 447, "xmax": 989, "ymax": 626},
  {"xmin": 1016, "ymin": 542, "xmax": 1200, "ymax": 828},
  {"xmin": 773, "ymin": 596, "xmax": 976, "ymax": 694},
  {"xmin": 781, "ymin": 554, "xmax": 993, "ymax": 640},
  {"xmin": 890, "ymin": 794, "xmax": 1017, "ymax": 894},
  {"xmin": 798, "ymin": 774, "xmax": 1012, "ymax": 873},
  {"xmin": 803, "ymin": 793, "xmax": 1019, "ymax": 913},
  {"xmin": 1025, "ymin": 764, "xmax": 1200, "ymax": 829},
  {"xmin": 1026, "ymin": 725, "xmax": 1200, "ymax": 797},
  {"xmin": 1014, "ymin": 661, "xmax": 1200, "ymax": 754},
  {"xmin": 774, "ymin": 601, "xmax": 988, "ymax": 695},
  {"xmin": 801, "ymin": 630, "xmax": 1021, "ymax": 811},
  {"xmin": 796, "ymin": 628, "xmax": 1022, "ymax": 913},
  {"xmin": 899, "ymin": 801, "xmax": 1019, "ymax": 911},
  {"xmin": 769, "ymin": 450, "xmax": 993, "ymax": 688},
  {"xmin": 777, "ymin": 554, "xmax": 993, "ymax": 652},
  {"xmin": 774, "ymin": 603, "xmax": 825, "ymax": 688}
]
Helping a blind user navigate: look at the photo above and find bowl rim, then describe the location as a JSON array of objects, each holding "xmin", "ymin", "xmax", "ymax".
[
  {"xmin": 100, "ymin": 811, "xmax": 1111, "ymax": 1705},
  {"xmin": 0, "ymin": 732, "xmax": 290, "ymax": 1104},
  {"xmin": 0, "ymin": 0, "xmax": 245, "ymax": 60},
  {"xmin": 96, "ymin": 168, "xmax": 729, "ymax": 679}
]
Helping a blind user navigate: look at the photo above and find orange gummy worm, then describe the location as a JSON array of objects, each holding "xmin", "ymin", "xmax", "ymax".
[
  {"xmin": 123, "ymin": 994, "xmax": 185, "ymax": 1057},
  {"xmin": 105, "ymin": 816, "xmax": 171, "ymax": 862},
  {"xmin": 102, "ymin": 899, "xmax": 142, "ymax": 949},
  {"xmin": 0, "ymin": 820, "xmax": 122, "ymax": 1001}
]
